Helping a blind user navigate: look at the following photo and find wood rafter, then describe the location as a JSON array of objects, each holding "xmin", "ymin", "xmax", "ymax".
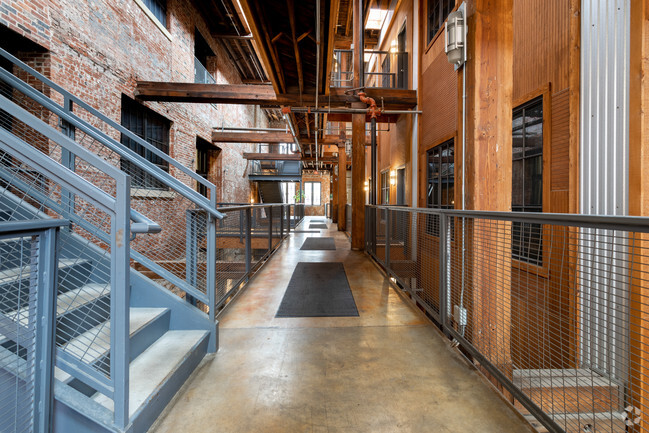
[
  {"xmin": 135, "ymin": 82, "xmax": 418, "ymax": 109},
  {"xmin": 286, "ymin": 0, "xmax": 304, "ymax": 96},
  {"xmin": 212, "ymin": 131, "xmax": 295, "ymax": 143}
]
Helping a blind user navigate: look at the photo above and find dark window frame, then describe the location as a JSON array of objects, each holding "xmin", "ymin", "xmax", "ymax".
[
  {"xmin": 426, "ymin": 139, "xmax": 455, "ymax": 236},
  {"xmin": 380, "ymin": 170, "xmax": 390, "ymax": 204},
  {"xmin": 142, "ymin": 0, "xmax": 167, "ymax": 28},
  {"xmin": 512, "ymin": 96, "xmax": 544, "ymax": 266},
  {"xmin": 427, "ymin": 0, "xmax": 455, "ymax": 44},
  {"xmin": 120, "ymin": 96, "xmax": 171, "ymax": 191}
]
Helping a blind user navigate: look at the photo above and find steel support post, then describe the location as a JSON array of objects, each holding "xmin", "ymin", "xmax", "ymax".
[{"xmin": 245, "ymin": 208, "xmax": 252, "ymax": 279}]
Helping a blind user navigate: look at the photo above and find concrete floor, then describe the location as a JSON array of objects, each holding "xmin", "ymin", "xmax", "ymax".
[{"xmin": 151, "ymin": 217, "xmax": 535, "ymax": 433}]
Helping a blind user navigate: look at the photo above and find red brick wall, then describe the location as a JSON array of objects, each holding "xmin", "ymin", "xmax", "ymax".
[{"xmin": 1, "ymin": 0, "xmax": 266, "ymax": 260}]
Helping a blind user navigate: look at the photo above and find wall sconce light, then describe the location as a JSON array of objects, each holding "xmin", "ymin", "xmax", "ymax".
[
  {"xmin": 364, "ymin": 180, "xmax": 369, "ymax": 192},
  {"xmin": 390, "ymin": 39, "xmax": 398, "ymax": 54},
  {"xmin": 390, "ymin": 170, "xmax": 397, "ymax": 185},
  {"xmin": 250, "ymin": 197, "xmax": 255, "ymax": 204},
  {"xmin": 445, "ymin": 6, "xmax": 466, "ymax": 68}
]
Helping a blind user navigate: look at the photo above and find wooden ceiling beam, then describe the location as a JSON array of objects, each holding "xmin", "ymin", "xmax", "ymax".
[
  {"xmin": 212, "ymin": 131, "xmax": 295, "ymax": 143},
  {"xmin": 286, "ymin": 0, "xmax": 304, "ymax": 96},
  {"xmin": 242, "ymin": 152, "xmax": 301, "ymax": 160},
  {"xmin": 135, "ymin": 81, "xmax": 417, "ymax": 108},
  {"xmin": 237, "ymin": 0, "xmax": 281, "ymax": 94}
]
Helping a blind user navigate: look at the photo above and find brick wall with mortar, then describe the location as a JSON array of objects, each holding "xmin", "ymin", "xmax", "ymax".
[
  {"xmin": 301, "ymin": 171, "xmax": 330, "ymax": 217},
  {"xmin": 1, "ymin": 0, "xmax": 266, "ymax": 264}
]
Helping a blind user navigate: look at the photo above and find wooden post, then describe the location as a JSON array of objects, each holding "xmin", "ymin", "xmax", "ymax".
[
  {"xmin": 629, "ymin": 0, "xmax": 649, "ymax": 430},
  {"xmin": 464, "ymin": 0, "xmax": 513, "ymax": 381},
  {"xmin": 350, "ymin": 0, "xmax": 365, "ymax": 249},
  {"xmin": 332, "ymin": 171, "xmax": 338, "ymax": 224},
  {"xmin": 338, "ymin": 141, "xmax": 347, "ymax": 231}
]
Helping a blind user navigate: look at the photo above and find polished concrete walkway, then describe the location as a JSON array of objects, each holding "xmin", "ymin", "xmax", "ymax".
[{"xmin": 152, "ymin": 217, "xmax": 534, "ymax": 433}]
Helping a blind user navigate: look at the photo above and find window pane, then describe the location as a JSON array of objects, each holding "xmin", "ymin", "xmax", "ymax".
[
  {"xmin": 512, "ymin": 159, "xmax": 524, "ymax": 207},
  {"xmin": 313, "ymin": 183, "xmax": 321, "ymax": 205},
  {"xmin": 305, "ymin": 183, "xmax": 313, "ymax": 205},
  {"xmin": 524, "ymin": 156, "xmax": 543, "ymax": 206}
]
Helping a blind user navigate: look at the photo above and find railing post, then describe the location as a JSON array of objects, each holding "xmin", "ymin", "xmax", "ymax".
[
  {"xmin": 206, "ymin": 191, "xmax": 217, "ymax": 349},
  {"xmin": 245, "ymin": 207, "xmax": 252, "ymax": 279},
  {"xmin": 33, "ymin": 226, "xmax": 60, "ymax": 433},
  {"xmin": 268, "ymin": 206, "xmax": 273, "ymax": 252},
  {"xmin": 385, "ymin": 208, "xmax": 391, "ymax": 270},
  {"xmin": 439, "ymin": 212, "xmax": 449, "ymax": 337},
  {"xmin": 185, "ymin": 210, "xmax": 197, "ymax": 306},
  {"xmin": 112, "ymin": 175, "xmax": 131, "ymax": 429},
  {"xmin": 280, "ymin": 205, "xmax": 284, "ymax": 237}
]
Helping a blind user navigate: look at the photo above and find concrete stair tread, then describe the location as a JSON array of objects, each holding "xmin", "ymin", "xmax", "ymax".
[
  {"xmin": 55, "ymin": 307, "xmax": 169, "ymax": 383},
  {"xmin": 92, "ymin": 330, "xmax": 208, "ymax": 417},
  {"xmin": 5, "ymin": 282, "xmax": 108, "ymax": 327},
  {"xmin": 0, "ymin": 258, "xmax": 88, "ymax": 283}
]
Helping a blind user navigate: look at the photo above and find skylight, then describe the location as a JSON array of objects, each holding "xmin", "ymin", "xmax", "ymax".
[{"xmin": 366, "ymin": 8, "xmax": 388, "ymax": 30}]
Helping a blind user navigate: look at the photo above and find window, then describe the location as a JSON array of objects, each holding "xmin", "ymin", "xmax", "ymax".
[
  {"xmin": 142, "ymin": 0, "xmax": 167, "ymax": 27},
  {"xmin": 381, "ymin": 55, "xmax": 391, "ymax": 88},
  {"xmin": 512, "ymin": 97, "xmax": 543, "ymax": 265},
  {"xmin": 380, "ymin": 170, "xmax": 390, "ymax": 204},
  {"xmin": 427, "ymin": 0, "xmax": 455, "ymax": 44},
  {"xmin": 426, "ymin": 139, "xmax": 454, "ymax": 235},
  {"xmin": 281, "ymin": 182, "xmax": 297, "ymax": 204},
  {"xmin": 194, "ymin": 29, "xmax": 215, "ymax": 84},
  {"xmin": 304, "ymin": 182, "xmax": 321, "ymax": 206},
  {"xmin": 120, "ymin": 96, "xmax": 171, "ymax": 190}
]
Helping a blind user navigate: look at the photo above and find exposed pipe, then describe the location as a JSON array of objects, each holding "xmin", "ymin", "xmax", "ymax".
[
  {"xmin": 214, "ymin": 126, "xmax": 288, "ymax": 132},
  {"xmin": 286, "ymin": 107, "xmax": 422, "ymax": 115},
  {"xmin": 370, "ymin": 116, "xmax": 377, "ymax": 205},
  {"xmin": 315, "ymin": 0, "xmax": 321, "ymax": 169}
]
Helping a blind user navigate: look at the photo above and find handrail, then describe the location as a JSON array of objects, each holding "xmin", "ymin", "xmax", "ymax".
[
  {"xmin": 0, "ymin": 219, "xmax": 70, "ymax": 235},
  {"xmin": 366, "ymin": 204, "xmax": 649, "ymax": 232},
  {"xmin": 0, "ymin": 94, "xmax": 159, "ymax": 234},
  {"xmin": 0, "ymin": 47, "xmax": 223, "ymax": 220}
]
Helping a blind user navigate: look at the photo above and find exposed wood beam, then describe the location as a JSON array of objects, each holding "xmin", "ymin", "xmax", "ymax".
[
  {"xmin": 297, "ymin": 29, "xmax": 312, "ymax": 43},
  {"xmin": 325, "ymin": 0, "xmax": 341, "ymax": 95},
  {"xmin": 233, "ymin": 39, "xmax": 257, "ymax": 79},
  {"xmin": 251, "ymin": 0, "xmax": 287, "ymax": 92},
  {"xmin": 212, "ymin": 131, "xmax": 295, "ymax": 143},
  {"xmin": 326, "ymin": 112, "xmax": 400, "ymax": 123},
  {"xmin": 237, "ymin": 0, "xmax": 281, "ymax": 94},
  {"xmin": 135, "ymin": 81, "xmax": 417, "ymax": 108},
  {"xmin": 219, "ymin": 39, "xmax": 249, "ymax": 80},
  {"xmin": 286, "ymin": 0, "xmax": 304, "ymax": 96},
  {"xmin": 242, "ymin": 153, "xmax": 300, "ymax": 160},
  {"xmin": 212, "ymin": 34, "xmax": 254, "ymax": 39}
]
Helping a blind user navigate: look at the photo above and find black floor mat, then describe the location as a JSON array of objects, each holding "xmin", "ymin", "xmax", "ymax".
[
  {"xmin": 276, "ymin": 262, "xmax": 358, "ymax": 317},
  {"xmin": 309, "ymin": 223, "xmax": 328, "ymax": 229},
  {"xmin": 300, "ymin": 237, "xmax": 336, "ymax": 250},
  {"xmin": 292, "ymin": 230, "xmax": 321, "ymax": 233}
]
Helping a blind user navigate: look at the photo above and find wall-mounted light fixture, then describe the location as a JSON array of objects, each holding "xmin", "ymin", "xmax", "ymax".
[
  {"xmin": 364, "ymin": 180, "xmax": 369, "ymax": 192},
  {"xmin": 390, "ymin": 170, "xmax": 397, "ymax": 185},
  {"xmin": 445, "ymin": 4, "xmax": 466, "ymax": 68},
  {"xmin": 390, "ymin": 39, "xmax": 398, "ymax": 54}
]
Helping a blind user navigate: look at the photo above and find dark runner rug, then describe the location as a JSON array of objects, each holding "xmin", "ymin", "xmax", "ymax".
[
  {"xmin": 276, "ymin": 262, "xmax": 358, "ymax": 317},
  {"xmin": 309, "ymin": 223, "xmax": 328, "ymax": 229},
  {"xmin": 300, "ymin": 237, "xmax": 336, "ymax": 250}
]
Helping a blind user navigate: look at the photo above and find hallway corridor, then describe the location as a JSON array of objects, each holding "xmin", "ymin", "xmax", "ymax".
[{"xmin": 151, "ymin": 217, "xmax": 533, "ymax": 433}]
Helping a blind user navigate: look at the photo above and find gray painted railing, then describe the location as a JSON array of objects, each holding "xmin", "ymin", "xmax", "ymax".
[
  {"xmin": 0, "ymin": 47, "xmax": 223, "ymax": 326},
  {"xmin": 366, "ymin": 204, "xmax": 649, "ymax": 433},
  {"xmin": 0, "ymin": 100, "xmax": 133, "ymax": 429},
  {"xmin": 0, "ymin": 219, "xmax": 68, "ymax": 433}
]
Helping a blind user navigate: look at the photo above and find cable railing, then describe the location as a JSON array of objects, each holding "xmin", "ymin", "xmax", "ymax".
[
  {"xmin": 366, "ymin": 204, "xmax": 649, "ymax": 433},
  {"xmin": 0, "ymin": 98, "xmax": 134, "ymax": 428},
  {"xmin": 0, "ymin": 47, "xmax": 223, "ymax": 320},
  {"xmin": 0, "ymin": 219, "xmax": 67, "ymax": 433}
]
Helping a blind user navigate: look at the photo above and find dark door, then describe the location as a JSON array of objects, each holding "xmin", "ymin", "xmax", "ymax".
[{"xmin": 397, "ymin": 25, "xmax": 408, "ymax": 89}]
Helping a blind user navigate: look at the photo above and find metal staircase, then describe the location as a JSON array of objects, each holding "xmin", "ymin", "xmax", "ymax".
[{"xmin": 0, "ymin": 47, "xmax": 222, "ymax": 432}]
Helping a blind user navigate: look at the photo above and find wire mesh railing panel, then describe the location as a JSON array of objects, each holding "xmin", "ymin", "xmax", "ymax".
[
  {"xmin": 0, "ymin": 51, "xmax": 217, "ymax": 311},
  {"xmin": 0, "ymin": 232, "xmax": 39, "ymax": 433},
  {"xmin": 370, "ymin": 206, "xmax": 649, "ymax": 433},
  {"xmin": 0, "ymin": 154, "xmax": 114, "ymax": 383},
  {"xmin": 215, "ymin": 209, "xmax": 247, "ymax": 308}
]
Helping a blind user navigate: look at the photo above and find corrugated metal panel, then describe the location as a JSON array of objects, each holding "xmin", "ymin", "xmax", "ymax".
[
  {"xmin": 579, "ymin": 0, "xmax": 630, "ymax": 381},
  {"xmin": 580, "ymin": 0, "xmax": 629, "ymax": 216}
]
